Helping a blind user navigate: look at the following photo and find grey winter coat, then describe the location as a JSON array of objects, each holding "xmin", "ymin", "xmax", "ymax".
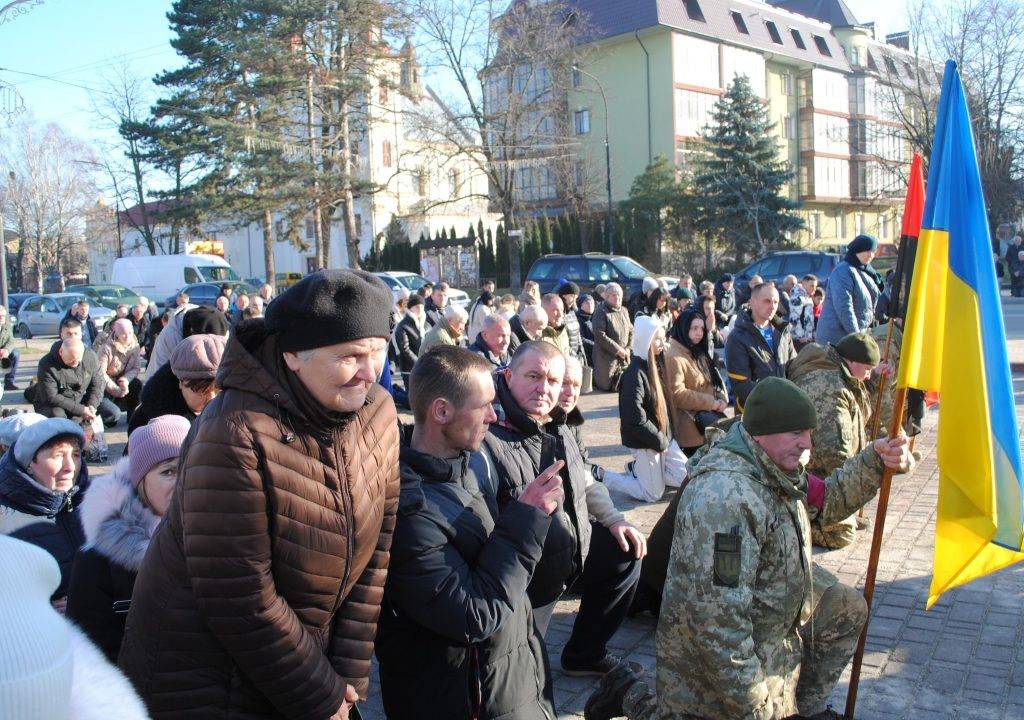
[
  {"xmin": 815, "ymin": 261, "xmax": 880, "ymax": 346},
  {"xmin": 591, "ymin": 301, "xmax": 632, "ymax": 391}
]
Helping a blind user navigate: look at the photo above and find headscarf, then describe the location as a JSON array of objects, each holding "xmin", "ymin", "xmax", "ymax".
[
  {"xmin": 670, "ymin": 307, "xmax": 725, "ymax": 391},
  {"xmin": 845, "ymin": 234, "xmax": 884, "ymax": 290}
]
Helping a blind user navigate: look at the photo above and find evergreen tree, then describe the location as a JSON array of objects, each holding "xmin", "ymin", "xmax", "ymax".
[
  {"xmin": 496, "ymin": 225, "xmax": 510, "ymax": 289},
  {"xmin": 537, "ymin": 217, "xmax": 552, "ymax": 256},
  {"xmin": 477, "ymin": 219, "xmax": 485, "ymax": 244},
  {"xmin": 693, "ymin": 75, "xmax": 803, "ymax": 262},
  {"xmin": 466, "ymin": 223, "xmax": 476, "ymax": 241},
  {"xmin": 450, "ymin": 225, "xmax": 458, "ymax": 241}
]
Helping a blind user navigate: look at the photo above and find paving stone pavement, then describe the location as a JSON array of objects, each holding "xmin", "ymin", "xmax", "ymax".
[{"xmin": 7, "ymin": 341, "xmax": 1020, "ymax": 720}]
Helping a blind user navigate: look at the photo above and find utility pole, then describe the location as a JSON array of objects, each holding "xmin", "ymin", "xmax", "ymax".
[
  {"xmin": 0, "ymin": 171, "xmax": 11, "ymax": 308},
  {"xmin": 573, "ymin": 65, "xmax": 614, "ymax": 254}
]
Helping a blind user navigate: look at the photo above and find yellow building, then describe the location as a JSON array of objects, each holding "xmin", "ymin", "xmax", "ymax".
[{"xmin": 558, "ymin": 0, "xmax": 931, "ymax": 249}]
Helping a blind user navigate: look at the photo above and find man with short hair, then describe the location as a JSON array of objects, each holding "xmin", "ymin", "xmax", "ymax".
[
  {"xmin": 393, "ymin": 294, "xmax": 426, "ymax": 385},
  {"xmin": 63, "ymin": 299, "xmax": 98, "ymax": 347},
  {"xmin": 670, "ymin": 273, "xmax": 696, "ymax": 306},
  {"xmin": 483, "ymin": 341, "xmax": 645, "ymax": 676},
  {"xmin": 585, "ymin": 378, "xmax": 914, "ymax": 720},
  {"xmin": 377, "ymin": 346, "xmax": 560, "ymax": 719},
  {"xmin": 424, "ymin": 282, "xmax": 450, "ymax": 327},
  {"xmin": 788, "ymin": 331, "xmax": 882, "ymax": 548},
  {"xmin": 175, "ymin": 291, "xmax": 190, "ymax": 308},
  {"xmin": 541, "ymin": 293, "xmax": 571, "ymax": 357},
  {"xmin": 509, "ymin": 304, "xmax": 548, "ymax": 354},
  {"xmin": 469, "ymin": 313, "xmax": 512, "ymax": 369},
  {"xmin": 230, "ymin": 292, "xmax": 250, "ymax": 326},
  {"xmin": 714, "ymin": 274, "xmax": 737, "ymax": 326},
  {"xmin": 725, "ymin": 282, "xmax": 797, "ymax": 411},
  {"xmin": 0, "ymin": 305, "xmax": 20, "ymax": 390},
  {"xmin": 481, "ymin": 278, "xmax": 496, "ymax": 294},
  {"xmin": 34, "ymin": 337, "xmax": 117, "ymax": 427},
  {"xmin": 120, "ymin": 269, "xmax": 401, "ymax": 720},
  {"xmin": 420, "ymin": 304, "xmax": 468, "ymax": 353},
  {"xmin": 791, "ymin": 274, "xmax": 820, "ymax": 349},
  {"xmin": 258, "ymin": 282, "xmax": 275, "ymax": 303},
  {"xmin": 777, "ymin": 274, "xmax": 797, "ymax": 324}
]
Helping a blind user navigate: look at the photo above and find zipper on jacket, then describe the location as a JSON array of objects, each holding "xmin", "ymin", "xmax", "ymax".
[{"xmin": 331, "ymin": 428, "xmax": 355, "ymax": 616}]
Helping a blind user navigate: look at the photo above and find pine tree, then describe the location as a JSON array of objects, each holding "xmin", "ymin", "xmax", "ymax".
[{"xmin": 693, "ymin": 75, "xmax": 803, "ymax": 263}]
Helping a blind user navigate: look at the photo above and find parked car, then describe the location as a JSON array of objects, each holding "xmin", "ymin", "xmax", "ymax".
[
  {"xmin": 6, "ymin": 292, "xmax": 35, "ymax": 323},
  {"xmin": 734, "ymin": 251, "xmax": 840, "ymax": 290},
  {"xmin": 112, "ymin": 253, "xmax": 241, "ymax": 307},
  {"xmin": 65, "ymin": 284, "xmax": 142, "ymax": 312},
  {"xmin": 372, "ymin": 271, "xmax": 471, "ymax": 309},
  {"xmin": 525, "ymin": 253, "xmax": 678, "ymax": 297},
  {"xmin": 16, "ymin": 293, "xmax": 115, "ymax": 339},
  {"xmin": 164, "ymin": 281, "xmax": 257, "ymax": 309}
]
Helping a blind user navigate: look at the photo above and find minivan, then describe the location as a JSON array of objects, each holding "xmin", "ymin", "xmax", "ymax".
[
  {"xmin": 112, "ymin": 254, "xmax": 241, "ymax": 307},
  {"xmin": 525, "ymin": 253, "xmax": 677, "ymax": 296}
]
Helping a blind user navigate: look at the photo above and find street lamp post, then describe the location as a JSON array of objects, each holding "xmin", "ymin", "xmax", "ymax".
[{"xmin": 573, "ymin": 65, "xmax": 614, "ymax": 254}]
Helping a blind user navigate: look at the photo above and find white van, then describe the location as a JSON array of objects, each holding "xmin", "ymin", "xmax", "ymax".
[{"xmin": 112, "ymin": 254, "xmax": 241, "ymax": 306}]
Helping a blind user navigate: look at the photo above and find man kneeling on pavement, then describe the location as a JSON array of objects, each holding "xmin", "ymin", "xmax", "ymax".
[{"xmin": 586, "ymin": 377, "xmax": 914, "ymax": 720}]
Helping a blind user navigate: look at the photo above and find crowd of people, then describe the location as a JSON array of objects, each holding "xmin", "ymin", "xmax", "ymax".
[{"xmin": 0, "ymin": 233, "xmax": 922, "ymax": 720}]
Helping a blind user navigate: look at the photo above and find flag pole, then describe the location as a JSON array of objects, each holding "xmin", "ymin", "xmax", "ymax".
[
  {"xmin": 844, "ymin": 387, "xmax": 909, "ymax": 719},
  {"xmin": 845, "ymin": 154, "xmax": 925, "ymax": 718}
]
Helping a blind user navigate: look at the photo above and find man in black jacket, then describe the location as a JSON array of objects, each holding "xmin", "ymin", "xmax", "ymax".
[
  {"xmin": 482, "ymin": 341, "xmax": 645, "ymax": 677},
  {"xmin": 714, "ymin": 273, "xmax": 737, "ymax": 326},
  {"xmin": 378, "ymin": 346, "xmax": 562, "ymax": 720},
  {"xmin": 423, "ymin": 281, "xmax": 450, "ymax": 327},
  {"xmin": 62, "ymin": 299, "xmax": 99, "ymax": 347},
  {"xmin": 34, "ymin": 337, "xmax": 117, "ymax": 426},
  {"xmin": 392, "ymin": 294, "xmax": 425, "ymax": 385},
  {"xmin": 725, "ymin": 282, "xmax": 797, "ymax": 411},
  {"xmin": 468, "ymin": 313, "xmax": 512, "ymax": 370}
]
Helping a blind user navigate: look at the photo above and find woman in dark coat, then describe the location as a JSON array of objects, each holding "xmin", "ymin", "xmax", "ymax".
[
  {"xmin": 67, "ymin": 415, "xmax": 192, "ymax": 661},
  {"xmin": 576, "ymin": 293, "xmax": 596, "ymax": 365},
  {"xmin": 0, "ymin": 418, "xmax": 87, "ymax": 606}
]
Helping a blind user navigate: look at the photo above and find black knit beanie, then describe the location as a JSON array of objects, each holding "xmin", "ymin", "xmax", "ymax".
[
  {"xmin": 183, "ymin": 306, "xmax": 229, "ymax": 338},
  {"xmin": 265, "ymin": 269, "xmax": 393, "ymax": 352},
  {"xmin": 835, "ymin": 332, "xmax": 881, "ymax": 365},
  {"xmin": 742, "ymin": 377, "xmax": 817, "ymax": 435}
]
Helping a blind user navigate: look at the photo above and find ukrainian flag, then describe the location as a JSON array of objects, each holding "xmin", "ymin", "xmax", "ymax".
[{"xmin": 899, "ymin": 61, "xmax": 1024, "ymax": 607}]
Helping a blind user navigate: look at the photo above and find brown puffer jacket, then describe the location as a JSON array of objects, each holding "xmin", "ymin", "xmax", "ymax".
[{"xmin": 118, "ymin": 320, "xmax": 400, "ymax": 719}]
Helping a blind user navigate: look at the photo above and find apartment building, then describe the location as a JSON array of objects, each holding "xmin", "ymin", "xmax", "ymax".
[{"xmin": 510, "ymin": 0, "xmax": 931, "ymax": 247}]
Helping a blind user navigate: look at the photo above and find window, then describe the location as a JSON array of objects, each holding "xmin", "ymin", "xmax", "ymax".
[
  {"xmin": 837, "ymin": 213, "xmax": 847, "ymax": 239},
  {"xmin": 765, "ymin": 20, "xmax": 783, "ymax": 45},
  {"xmin": 885, "ymin": 56, "xmax": 898, "ymax": 75},
  {"xmin": 867, "ymin": 52, "xmax": 878, "ymax": 71},
  {"xmin": 573, "ymin": 161, "xmax": 585, "ymax": 187},
  {"xmin": 571, "ymin": 67, "xmax": 582, "ymax": 88},
  {"xmin": 574, "ymin": 109, "xmax": 590, "ymax": 135},
  {"xmin": 855, "ymin": 213, "xmax": 865, "ymax": 236},
  {"xmin": 562, "ymin": 257, "xmax": 586, "ymax": 280},
  {"xmin": 850, "ymin": 47, "xmax": 861, "ymax": 66},
  {"xmin": 611, "ymin": 257, "xmax": 649, "ymax": 280},
  {"xmin": 305, "ymin": 218, "xmax": 316, "ymax": 240},
  {"xmin": 448, "ymin": 167, "xmax": 460, "ymax": 194},
  {"xmin": 22, "ymin": 298, "xmax": 40, "ymax": 313},
  {"xmin": 813, "ymin": 34, "xmax": 832, "ymax": 57},
  {"xmin": 731, "ymin": 10, "xmax": 749, "ymax": 34},
  {"xmin": 379, "ymin": 83, "xmax": 389, "ymax": 104},
  {"xmin": 809, "ymin": 212, "xmax": 822, "ymax": 240},
  {"xmin": 683, "ymin": 0, "xmax": 705, "ymax": 22},
  {"xmin": 790, "ymin": 28, "xmax": 806, "ymax": 49},
  {"xmin": 880, "ymin": 213, "xmax": 889, "ymax": 239},
  {"xmin": 528, "ymin": 258, "xmax": 562, "ymax": 281},
  {"xmin": 184, "ymin": 267, "xmax": 201, "ymax": 284},
  {"xmin": 758, "ymin": 256, "xmax": 785, "ymax": 277},
  {"xmin": 354, "ymin": 214, "xmax": 363, "ymax": 238},
  {"xmin": 274, "ymin": 219, "xmax": 284, "ymax": 239},
  {"xmin": 782, "ymin": 255, "xmax": 816, "ymax": 276},
  {"xmin": 586, "ymin": 259, "xmax": 616, "ymax": 283},
  {"xmin": 782, "ymin": 113, "xmax": 796, "ymax": 139},
  {"xmin": 781, "ymin": 71, "xmax": 794, "ymax": 95},
  {"xmin": 382, "ymin": 139, "xmax": 393, "ymax": 167},
  {"xmin": 417, "ymin": 169, "xmax": 428, "ymax": 196}
]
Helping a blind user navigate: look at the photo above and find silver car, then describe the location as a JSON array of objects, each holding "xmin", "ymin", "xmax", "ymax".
[{"xmin": 16, "ymin": 293, "xmax": 115, "ymax": 339}]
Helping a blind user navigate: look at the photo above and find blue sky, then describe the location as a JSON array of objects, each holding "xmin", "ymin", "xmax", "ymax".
[{"xmin": 0, "ymin": 0, "xmax": 909, "ymax": 150}]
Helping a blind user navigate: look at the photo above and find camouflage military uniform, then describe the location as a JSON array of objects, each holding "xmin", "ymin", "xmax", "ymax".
[
  {"xmin": 788, "ymin": 343, "xmax": 872, "ymax": 549},
  {"xmin": 624, "ymin": 422, "xmax": 880, "ymax": 720}
]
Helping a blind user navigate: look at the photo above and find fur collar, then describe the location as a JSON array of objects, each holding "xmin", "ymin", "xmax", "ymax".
[{"xmin": 79, "ymin": 459, "xmax": 159, "ymax": 572}]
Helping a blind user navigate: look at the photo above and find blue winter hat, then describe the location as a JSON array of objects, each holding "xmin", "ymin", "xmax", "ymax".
[
  {"xmin": 848, "ymin": 234, "xmax": 879, "ymax": 254},
  {"xmin": 13, "ymin": 419, "xmax": 85, "ymax": 469}
]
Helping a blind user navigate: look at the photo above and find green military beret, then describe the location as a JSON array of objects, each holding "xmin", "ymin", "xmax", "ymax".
[
  {"xmin": 742, "ymin": 377, "xmax": 817, "ymax": 435},
  {"xmin": 834, "ymin": 332, "xmax": 881, "ymax": 366}
]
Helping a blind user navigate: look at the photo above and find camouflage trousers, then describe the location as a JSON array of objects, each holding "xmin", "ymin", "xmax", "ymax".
[
  {"xmin": 811, "ymin": 514, "xmax": 858, "ymax": 549},
  {"xmin": 622, "ymin": 580, "xmax": 868, "ymax": 719}
]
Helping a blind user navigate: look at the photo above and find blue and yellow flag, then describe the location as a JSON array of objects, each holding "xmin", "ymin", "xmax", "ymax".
[{"xmin": 898, "ymin": 60, "xmax": 1024, "ymax": 607}]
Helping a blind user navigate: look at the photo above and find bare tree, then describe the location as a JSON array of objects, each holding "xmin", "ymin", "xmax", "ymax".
[
  {"xmin": 0, "ymin": 117, "xmax": 98, "ymax": 289},
  {"xmin": 405, "ymin": 0, "xmax": 589, "ymax": 288},
  {"xmin": 877, "ymin": 0, "xmax": 1024, "ymax": 227}
]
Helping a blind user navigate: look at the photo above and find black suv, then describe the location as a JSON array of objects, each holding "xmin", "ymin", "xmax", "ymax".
[
  {"xmin": 525, "ymin": 253, "xmax": 672, "ymax": 296},
  {"xmin": 734, "ymin": 251, "xmax": 840, "ymax": 289}
]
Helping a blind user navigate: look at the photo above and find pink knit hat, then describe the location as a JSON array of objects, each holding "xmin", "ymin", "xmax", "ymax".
[{"xmin": 127, "ymin": 415, "xmax": 192, "ymax": 489}]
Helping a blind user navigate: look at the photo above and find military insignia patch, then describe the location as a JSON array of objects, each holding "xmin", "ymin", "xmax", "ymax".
[{"xmin": 713, "ymin": 532, "xmax": 742, "ymax": 588}]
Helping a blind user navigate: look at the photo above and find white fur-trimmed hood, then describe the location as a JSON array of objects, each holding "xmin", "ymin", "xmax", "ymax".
[{"xmin": 78, "ymin": 459, "xmax": 159, "ymax": 572}]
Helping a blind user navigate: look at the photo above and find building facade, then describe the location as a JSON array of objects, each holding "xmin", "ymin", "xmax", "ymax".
[{"xmin": 509, "ymin": 0, "xmax": 933, "ymax": 249}]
